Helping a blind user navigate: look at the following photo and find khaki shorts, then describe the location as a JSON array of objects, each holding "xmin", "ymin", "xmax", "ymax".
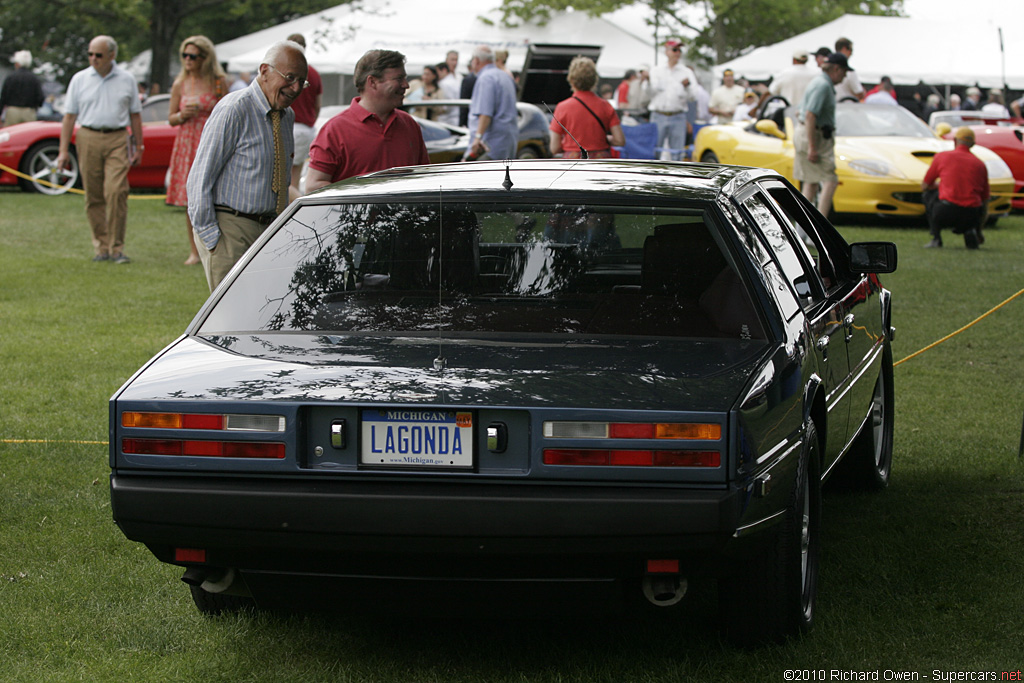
[{"xmin": 793, "ymin": 123, "xmax": 837, "ymax": 184}]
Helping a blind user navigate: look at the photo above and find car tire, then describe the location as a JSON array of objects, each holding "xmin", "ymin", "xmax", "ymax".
[
  {"xmin": 838, "ymin": 343, "xmax": 894, "ymax": 490},
  {"xmin": 20, "ymin": 140, "xmax": 79, "ymax": 195},
  {"xmin": 700, "ymin": 150, "xmax": 720, "ymax": 164},
  {"xmin": 189, "ymin": 584, "xmax": 255, "ymax": 615},
  {"xmin": 719, "ymin": 420, "xmax": 821, "ymax": 645},
  {"xmin": 517, "ymin": 145, "xmax": 542, "ymax": 159}
]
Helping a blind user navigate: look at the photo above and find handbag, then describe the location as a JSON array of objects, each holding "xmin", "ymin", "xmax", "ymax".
[{"xmin": 572, "ymin": 96, "xmax": 621, "ymax": 158}]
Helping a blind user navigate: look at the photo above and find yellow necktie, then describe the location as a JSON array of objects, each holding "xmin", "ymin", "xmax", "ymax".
[{"xmin": 270, "ymin": 109, "xmax": 287, "ymax": 215}]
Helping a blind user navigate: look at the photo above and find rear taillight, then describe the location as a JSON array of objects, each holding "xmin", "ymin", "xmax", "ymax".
[
  {"xmin": 121, "ymin": 412, "xmax": 285, "ymax": 432},
  {"xmin": 544, "ymin": 421, "xmax": 721, "ymax": 440},
  {"xmin": 543, "ymin": 449, "xmax": 720, "ymax": 468},
  {"xmin": 122, "ymin": 438, "xmax": 285, "ymax": 459}
]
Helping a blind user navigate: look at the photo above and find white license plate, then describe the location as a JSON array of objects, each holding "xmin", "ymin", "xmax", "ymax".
[{"xmin": 360, "ymin": 409, "xmax": 473, "ymax": 468}]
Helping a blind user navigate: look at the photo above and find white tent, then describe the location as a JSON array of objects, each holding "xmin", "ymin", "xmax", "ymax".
[
  {"xmin": 715, "ymin": 14, "xmax": 1024, "ymax": 89},
  {"xmin": 218, "ymin": 0, "xmax": 658, "ymax": 103}
]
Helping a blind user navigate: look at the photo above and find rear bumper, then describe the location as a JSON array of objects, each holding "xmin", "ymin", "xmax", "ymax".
[{"xmin": 111, "ymin": 474, "xmax": 745, "ymax": 579}]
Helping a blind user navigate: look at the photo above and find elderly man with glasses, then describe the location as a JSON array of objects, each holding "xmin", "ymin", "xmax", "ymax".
[
  {"xmin": 57, "ymin": 35, "xmax": 144, "ymax": 264},
  {"xmin": 187, "ymin": 40, "xmax": 308, "ymax": 291}
]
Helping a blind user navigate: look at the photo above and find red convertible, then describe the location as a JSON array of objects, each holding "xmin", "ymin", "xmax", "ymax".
[
  {"xmin": 931, "ymin": 111, "xmax": 1024, "ymax": 210},
  {"xmin": 0, "ymin": 94, "xmax": 175, "ymax": 195}
]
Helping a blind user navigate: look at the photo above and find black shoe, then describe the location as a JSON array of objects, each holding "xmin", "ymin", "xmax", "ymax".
[
  {"xmin": 92, "ymin": 253, "xmax": 110, "ymax": 262},
  {"xmin": 112, "ymin": 253, "xmax": 132, "ymax": 264},
  {"xmin": 924, "ymin": 238, "xmax": 942, "ymax": 248},
  {"xmin": 964, "ymin": 230, "xmax": 979, "ymax": 250}
]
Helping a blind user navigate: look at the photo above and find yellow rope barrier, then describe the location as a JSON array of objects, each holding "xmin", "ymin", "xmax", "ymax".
[
  {"xmin": 0, "ymin": 160, "xmax": 166, "ymax": 200},
  {"xmin": 894, "ymin": 287, "xmax": 1024, "ymax": 367}
]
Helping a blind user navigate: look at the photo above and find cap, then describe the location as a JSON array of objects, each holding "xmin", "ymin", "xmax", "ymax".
[
  {"xmin": 954, "ymin": 127, "xmax": 975, "ymax": 144},
  {"xmin": 815, "ymin": 46, "xmax": 832, "ymax": 58},
  {"xmin": 11, "ymin": 50, "xmax": 32, "ymax": 67},
  {"xmin": 824, "ymin": 52, "xmax": 853, "ymax": 71},
  {"xmin": 793, "ymin": 49, "xmax": 809, "ymax": 62},
  {"xmin": 665, "ymin": 39, "xmax": 682, "ymax": 48},
  {"xmin": 743, "ymin": 90, "xmax": 757, "ymax": 99},
  {"xmin": 722, "ymin": 68, "xmax": 734, "ymax": 77},
  {"xmin": 638, "ymin": 63, "xmax": 651, "ymax": 72}
]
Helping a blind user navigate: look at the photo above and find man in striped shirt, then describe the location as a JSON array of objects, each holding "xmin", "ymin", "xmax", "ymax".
[{"xmin": 187, "ymin": 40, "xmax": 308, "ymax": 290}]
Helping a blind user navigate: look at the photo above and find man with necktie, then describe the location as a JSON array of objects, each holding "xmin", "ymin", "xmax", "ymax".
[{"xmin": 187, "ymin": 40, "xmax": 308, "ymax": 291}]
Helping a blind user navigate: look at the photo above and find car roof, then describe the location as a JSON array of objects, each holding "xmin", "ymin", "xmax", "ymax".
[{"xmin": 305, "ymin": 159, "xmax": 773, "ymax": 202}]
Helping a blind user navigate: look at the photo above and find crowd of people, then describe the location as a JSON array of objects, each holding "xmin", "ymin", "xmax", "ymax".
[{"xmin": 4, "ymin": 30, "xmax": 1019, "ymax": 279}]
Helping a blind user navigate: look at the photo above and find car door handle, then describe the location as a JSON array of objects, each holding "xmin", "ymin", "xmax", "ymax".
[
  {"xmin": 844, "ymin": 313, "xmax": 855, "ymax": 342},
  {"xmin": 817, "ymin": 335, "xmax": 829, "ymax": 361}
]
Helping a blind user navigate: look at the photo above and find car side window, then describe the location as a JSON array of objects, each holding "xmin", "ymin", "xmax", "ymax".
[
  {"xmin": 760, "ymin": 183, "xmax": 839, "ymax": 292},
  {"xmin": 741, "ymin": 193, "xmax": 824, "ymax": 311}
]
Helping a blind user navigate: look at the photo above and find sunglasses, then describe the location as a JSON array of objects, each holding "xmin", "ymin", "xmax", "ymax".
[
  {"xmin": 669, "ymin": 46, "xmax": 682, "ymax": 52},
  {"xmin": 182, "ymin": 52, "xmax": 204, "ymax": 61},
  {"xmin": 87, "ymin": 52, "xmax": 105, "ymax": 58}
]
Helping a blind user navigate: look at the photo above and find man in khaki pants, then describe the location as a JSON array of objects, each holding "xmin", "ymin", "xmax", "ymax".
[{"xmin": 57, "ymin": 35, "xmax": 143, "ymax": 264}]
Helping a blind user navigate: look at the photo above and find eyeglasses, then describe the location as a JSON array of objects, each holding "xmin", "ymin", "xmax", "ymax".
[
  {"xmin": 182, "ymin": 52, "xmax": 204, "ymax": 61},
  {"xmin": 669, "ymin": 47, "xmax": 682, "ymax": 53},
  {"xmin": 268, "ymin": 65, "xmax": 309, "ymax": 90},
  {"xmin": 88, "ymin": 52, "xmax": 105, "ymax": 58}
]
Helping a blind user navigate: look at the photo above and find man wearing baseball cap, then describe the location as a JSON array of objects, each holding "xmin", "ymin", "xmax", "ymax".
[
  {"xmin": 921, "ymin": 127, "xmax": 989, "ymax": 249},
  {"xmin": 794, "ymin": 52, "xmax": 851, "ymax": 217},
  {"xmin": 768, "ymin": 49, "xmax": 817, "ymax": 108},
  {"xmin": 648, "ymin": 38, "xmax": 696, "ymax": 159}
]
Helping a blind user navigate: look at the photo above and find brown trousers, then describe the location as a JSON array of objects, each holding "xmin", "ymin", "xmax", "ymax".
[
  {"xmin": 195, "ymin": 211, "xmax": 270, "ymax": 291},
  {"xmin": 75, "ymin": 127, "xmax": 130, "ymax": 257}
]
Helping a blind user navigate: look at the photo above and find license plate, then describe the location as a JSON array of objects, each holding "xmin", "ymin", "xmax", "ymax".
[{"xmin": 360, "ymin": 409, "xmax": 473, "ymax": 468}]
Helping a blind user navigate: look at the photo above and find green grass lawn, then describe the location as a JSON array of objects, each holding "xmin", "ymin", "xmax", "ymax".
[{"xmin": 2, "ymin": 189, "xmax": 1023, "ymax": 681}]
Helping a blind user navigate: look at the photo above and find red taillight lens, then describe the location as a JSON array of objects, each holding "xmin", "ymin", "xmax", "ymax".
[
  {"xmin": 183, "ymin": 414, "xmax": 225, "ymax": 430},
  {"xmin": 174, "ymin": 548, "xmax": 207, "ymax": 563},
  {"xmin": 122, "ymin": 438, "xmax": 285, "ymax": 459},
  {"xmin": 543, "ymin": 448, "xmax": 719, "ymax": 467},
  {"xmin": 609, "ymin": 423, "xmax": 655, "ymax": 439}
]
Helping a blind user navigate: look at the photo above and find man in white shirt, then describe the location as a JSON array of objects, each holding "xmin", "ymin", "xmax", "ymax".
[
  {"xmin": 707, "ymin": 69, "xmax": 745, "ymax": 123},
  {"xmin": 832, "ymin": 38, "xmax": 864, "ymax": 102},
  {"xmin": 648, "ymin": 39, "xmax": 696, "ymax": 160},
  {"xmin": 769, "ymin": 50, "xmax": 817, "ymax": 107}
]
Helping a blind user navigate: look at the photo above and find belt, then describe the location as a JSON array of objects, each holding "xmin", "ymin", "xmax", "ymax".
[
  {"xmin": 652, "ymin": 110, "xmax": 683, "ymax": 116},
  {"xmin": 82, "ymin": 126, "xmax": 125, "ymax": 133},
  {"xmin": 215, "ymin": 205, "xmax": 278, "ymax": 224}
]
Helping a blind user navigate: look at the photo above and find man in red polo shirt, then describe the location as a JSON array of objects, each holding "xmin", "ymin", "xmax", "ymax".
[
  {"xmin": 305, "ymin": 49, "xmax": 428, "ymax": 192},
  {"xmin": 921, "ymin": 126, "xmax": 989, "ymax": 249}
]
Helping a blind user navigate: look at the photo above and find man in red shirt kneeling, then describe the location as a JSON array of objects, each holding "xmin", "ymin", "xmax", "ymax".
[{"xmin": 922, "ymin": 126, "xmax": 989, "ymax": 249}]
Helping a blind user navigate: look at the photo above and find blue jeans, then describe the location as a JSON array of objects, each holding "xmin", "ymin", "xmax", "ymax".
[{"xmin": 650, "ymin": 111, "xmax": 688, "ymax": 159}]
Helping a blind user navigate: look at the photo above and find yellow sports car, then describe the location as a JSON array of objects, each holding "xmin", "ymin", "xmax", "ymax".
[{"xmin": 694, "ymin": 101, "xmax": 1014, "ymax": 219}]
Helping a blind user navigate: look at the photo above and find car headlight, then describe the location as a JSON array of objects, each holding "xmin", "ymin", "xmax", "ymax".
[
  {"xmin": 847, "ymin": 159, "xmax": 906, "ymax": 179},
  {"xmin": 984, "ymin": 157, "xmax": 1013, "ymax": 180},
  {"xmin": 0, "ymin": 132, "xmax": 10, "ymax": 145}
]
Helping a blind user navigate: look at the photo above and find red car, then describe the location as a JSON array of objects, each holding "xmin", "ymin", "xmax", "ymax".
[
  {"xmin": 931, "ymin": 111, "xmax": 1024, "ymax": 210},
  {"xmin": 0, "ymin": 94, "xmax": 175, "ymax": 195}
]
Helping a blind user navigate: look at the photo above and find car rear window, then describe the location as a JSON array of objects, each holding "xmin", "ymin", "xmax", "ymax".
[{"xmin": 199, "ymin": 202, "xmax": 765, "ymax": 341}]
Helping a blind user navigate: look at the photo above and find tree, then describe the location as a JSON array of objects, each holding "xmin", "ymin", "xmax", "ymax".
[
  {"xmin": 0, "ymin": 0, "xmax": 345, "ymax": 90},
  {"xmin": 494, "ymin": 0, "xmax": 903, "ymax": 66}
]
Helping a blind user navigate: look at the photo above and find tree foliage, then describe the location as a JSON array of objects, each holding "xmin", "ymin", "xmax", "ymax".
[
  {"xmin": 0, "ymin": 0, "xmax": 344, "ymax": 90},
  {"xmin": 495, "ymin": 0, "xmax": 903, "ymax": 65}
]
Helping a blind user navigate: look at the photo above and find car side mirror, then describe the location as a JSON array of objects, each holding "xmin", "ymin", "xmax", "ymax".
[
  {"xmin": 755, "ymin": 119, "xmax": 786, "ymax": 139},
  {"xmin": 849, "ymin": 242, "xmax": 897, "ymax": 274},
  {"xmin": 934, "ymin": 122, "xmax": 952, "ymax": 137}
]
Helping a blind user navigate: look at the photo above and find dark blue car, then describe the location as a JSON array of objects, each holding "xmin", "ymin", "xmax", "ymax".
[{"xmin": 109, "ymin": 159, "xmax": 896, "ymax": 644}]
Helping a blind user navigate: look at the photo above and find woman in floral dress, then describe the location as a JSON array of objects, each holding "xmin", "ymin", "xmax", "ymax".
[{"xmin": 166, "ymin": 36, "xmax": 227, "ymax": 265}]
